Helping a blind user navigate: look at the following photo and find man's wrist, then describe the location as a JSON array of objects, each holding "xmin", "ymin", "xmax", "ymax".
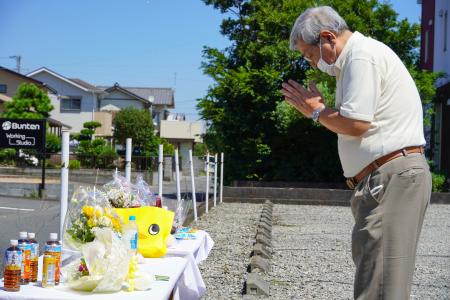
[{"xmin": 311, "ymin": 104, "xmax": 326, "ymax": 122}]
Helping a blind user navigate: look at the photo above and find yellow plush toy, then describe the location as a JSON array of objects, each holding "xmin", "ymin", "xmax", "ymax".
[{"xmin": 114, "ymin": 207, "xmax": 174, "ymax": 258}]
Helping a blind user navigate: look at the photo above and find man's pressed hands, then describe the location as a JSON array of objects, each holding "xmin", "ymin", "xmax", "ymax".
[{"xmin": 281, "ymin": 80, "xmax": 324, "ymax": 118}]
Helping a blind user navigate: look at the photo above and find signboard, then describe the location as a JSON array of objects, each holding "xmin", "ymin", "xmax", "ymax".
[{"xmin": 0, "ymin": 118, "xmax": 46, "ymax": 151}]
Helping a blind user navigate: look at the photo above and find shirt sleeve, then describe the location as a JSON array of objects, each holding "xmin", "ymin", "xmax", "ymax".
[{"xmin": 339, "ymin": 58, "xmax": 381, "ymax": 122}]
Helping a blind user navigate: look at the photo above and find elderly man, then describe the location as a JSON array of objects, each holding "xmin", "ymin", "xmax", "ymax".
[{"xmin": 281, "ymin": 6, "xmax": 431, "ymax": 300}]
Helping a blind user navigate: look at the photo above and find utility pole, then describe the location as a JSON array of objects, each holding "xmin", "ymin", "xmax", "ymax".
[{"xmin": 9, "ymin": 55, "xmax": 22, "ymax": 73}]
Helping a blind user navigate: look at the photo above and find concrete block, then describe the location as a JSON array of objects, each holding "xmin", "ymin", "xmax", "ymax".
[
  {"xmin": 261, "ymin": 211, "xmax": 272, "ymax": 218},
  {"xmin": 245, "ymin": 272, "xmax": 270, "ymax": 296},
  {"xmin": 257, "ymin": 227, "xmax": 271, "ymax": 239},
  {"xmin": 256, "ymin": 233, "xmax": 271, "ymax": 248},
  {"xmin": 260, "ymin": 214, "xmax": 272, "ymax": 222},
  {"xmin": 262, "ymin": 207, "xmax": 273, "ymax": 214},
  {"xmin": 253, "ymin": 243, "xmax": 271, "ymax": 259},
  {"xmin": 259, "ymin": 218, "xmax": 272, "ymax": 227},
  {"xmin": 258, "ymin": 222, "xmax": 272, "ymax": 232},
  {"xmin": 250, "ymin": 255, "xmax": 270, "ymax": 273}
]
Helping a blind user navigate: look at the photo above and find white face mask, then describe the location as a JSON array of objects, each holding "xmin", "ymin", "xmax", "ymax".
[{"xmin": 317, "ymin": 38, "xmax": 337, "ymax": 76}]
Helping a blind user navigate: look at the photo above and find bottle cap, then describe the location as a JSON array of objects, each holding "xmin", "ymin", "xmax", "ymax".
[
  {"xmin": 10, "ymin": 240, "xmax": 18, "ymax": 246},
  {"xmin": 50, "ymin": 233, "xmax": 58, "ymax": 240},
  {"xmin": 28, "ymin": 233, "xmax": 35, "ymax": 239},
  {"xmin": 19, "ymin": 232, "xmax": 27, "ymax": 239},
  {"xmin": 129, "ymin": 215, "xmax": 136, "ymax": 221}
]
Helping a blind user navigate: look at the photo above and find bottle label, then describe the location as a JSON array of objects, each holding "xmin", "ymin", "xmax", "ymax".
[
  {"xmin": 4, "ymin": 250, "xmax": 22, "ymax": 270},
  {"xmin": 44, "ymin": 244, "xmax": 62, "ymax": 253},
  {"xmin": 130, "ymin": 231, "xmax": 138, "ymax": 251},
  {"xmin": 44, "ymin": 244, "xmax": 61, "ymax": 282},
  {"xmin": 18, "ymin": 244, "xmax": 31, "ymax": 279},
  {"xmin": 30, "ymin": 243, "xmax": 39, "ymax": 260}
]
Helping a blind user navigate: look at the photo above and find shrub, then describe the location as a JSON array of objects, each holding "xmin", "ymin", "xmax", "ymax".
[
  {"xmin": 432, "ymin": 172, "xmax": 447, "ymax": 192},
  {"xmin": 46, "ymin": 133, "xmax": 61, "ymax": 153},
  {"xmin": 69, "ymin": 160, "xmax": 81, "ymax": 170},
  {"xmin": 0, "ymin": 148, "xmax": 16, "ymax": 166},
  {"xmin": 97, "ymin": 146, "xmax": 118, "ymax": 169}
]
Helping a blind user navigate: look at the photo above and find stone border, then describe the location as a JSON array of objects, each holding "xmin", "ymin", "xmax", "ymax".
[
  {"xmin": 243, "ymin": 200, "xmax": 273, "ymax": 297},
  {"xmin": 223, "ymin": 186, "xmax": 450, "ymax": 205}
]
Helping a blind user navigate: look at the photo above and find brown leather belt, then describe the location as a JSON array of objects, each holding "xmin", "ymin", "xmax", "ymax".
[{"xmin": 346, "ymin": 146, "xmax": 424, "ymax": 189}]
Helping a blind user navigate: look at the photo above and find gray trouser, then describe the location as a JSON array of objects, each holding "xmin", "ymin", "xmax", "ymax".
[{"xmin": 350, "ymin": 153, "xmax": 431, "ymax": 300}]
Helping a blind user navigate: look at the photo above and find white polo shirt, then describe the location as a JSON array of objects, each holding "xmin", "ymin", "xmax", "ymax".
[{"xmin": 333, "ymin": 31, "xmax": 426, "ymax": 177}]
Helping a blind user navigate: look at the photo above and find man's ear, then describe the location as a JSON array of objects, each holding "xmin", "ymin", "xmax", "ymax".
[{"xmin": 320, "ymin": 31, "xmax": 336, "ymax": 44}]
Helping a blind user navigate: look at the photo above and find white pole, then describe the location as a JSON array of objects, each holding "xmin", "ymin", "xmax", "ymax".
[
  {"xmin": 189, "ymin": 150, "xmax": 197, "ymax": 221},
  {"xmin": 125, "ymin": 138, "xmax": 132, "ymax": 182},
  {"xmin": 158, "ymin": 144, "xmax": 163, "ymax": 198},
  {"xmin": 205, "ymin": 152, "xmax": 210, "ymax": 213},
  {"xmin": 60, "ymin": 130, "xmax": 69, "ymax": 237},
  {"xmin": 175, "ymin": 149, "xmax": 181, "ymax": 203},
  {"xmin": 220, "ymin": 152, "xmax": 224, "ymax": 203},
  {"xmin": 213, "ymin": 153, "xmax": 218, "ymax": 207}
]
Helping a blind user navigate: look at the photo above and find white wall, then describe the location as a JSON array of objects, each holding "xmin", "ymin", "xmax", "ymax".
[
  {"xmin": 434, "ymin": 0, "xmax": 450, "ymax": 86},
  {"xmin": 29, "ymin": 72, "xmax": 96, "ymax": 133},
  {"xmin": 100, "ymin": 90, "xmax": 145, "ymax": 110}
]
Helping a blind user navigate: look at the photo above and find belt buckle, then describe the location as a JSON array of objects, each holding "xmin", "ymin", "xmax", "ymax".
[{"xmin": 346, "ymin": 178, "xmax": 356, "ymax": 190}]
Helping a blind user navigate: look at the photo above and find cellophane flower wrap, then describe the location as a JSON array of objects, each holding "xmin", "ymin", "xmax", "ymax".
[
  {"xmin": 103, "ymin": 173, "xmax": 142, "ymax": 208},
  {"xmin": 63, "ymin": 187, "xmax": 123, "ymax": 251},
  {"xmin": 61, "ymin": 186, "xmax": 148, "ymax": 292}
]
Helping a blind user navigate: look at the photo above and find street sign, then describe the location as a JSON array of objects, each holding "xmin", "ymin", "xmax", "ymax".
[{"xmin": 0, "ymin": 118, "xmax": 46, "ymax": 151}]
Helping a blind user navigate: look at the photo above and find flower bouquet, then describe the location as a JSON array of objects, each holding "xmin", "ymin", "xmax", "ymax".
[
  {"xmin": 61, "ymin": 186, "xmax": 153, "ymax": 292},
  {"xmin": 63, "ymin": 187, "xmax": 123, "ymax": 251}
]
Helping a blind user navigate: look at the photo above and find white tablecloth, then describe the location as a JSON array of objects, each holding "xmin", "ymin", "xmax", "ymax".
[
  {"xmin": 0, "ymin": 256, "xmax": 204, "ymax": 300},
  {"xmin": 167, "ymin": 230, "xmax": 214, "ymax": 264},
  {"xmin": 164, "ymin": 230, "xmax": 214, "ymax": 299}
]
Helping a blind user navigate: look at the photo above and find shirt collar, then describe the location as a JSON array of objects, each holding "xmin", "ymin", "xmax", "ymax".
[{"xmin": 334, "ymin": 31, "xmax": 363, "ymax": 70}]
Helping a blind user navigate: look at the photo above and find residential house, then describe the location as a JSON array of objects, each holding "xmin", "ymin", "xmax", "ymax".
[
  {"xmin": 0, "ymin": 66, "xmax": 71, "ymax": 135},
  {"xmin": 159, "ymin": 115, "xmax": 204, "ymax": 169},
  {"xmin": 97, "ymin": 84, "xmax": 174, "ymax": 133},
  {"xmin": 0, "ymin": 66, "xmax": 56, "ymax": 112},
  {"xmin": 27, "ymin": 67, "xmax": 108, "ymax": 134},
  {"xmin": 419, "ymin": 0, "xmax": 450, "ymax": 174},
  {"xmin": 27, "ymin": 67, "xmax": 177, "ymax": 142}
]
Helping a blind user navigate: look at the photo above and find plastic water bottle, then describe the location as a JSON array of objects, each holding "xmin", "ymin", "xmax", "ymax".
[
  {"xmin": 44, "ymin": 233, "xmax": 61, "ymax": 285},
  {"xmin": 27, "ymin": 233, "xmax": 39, "ymax": 283},
  {"xmin": 18, "ymin": 232, "xmax": 31, "ymax": 285},
  {"xmin": 3, "ymin": 240, "xmax": 22, "ymax": 292},
  {"xmin": 127, "ymin": 216, "xmax": 138, "ymax": 255}
]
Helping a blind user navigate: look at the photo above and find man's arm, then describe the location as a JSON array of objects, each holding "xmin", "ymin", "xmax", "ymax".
[
  {"xmin": 317, "ymin": 107, "xmax": 371, "ymax": 136},
  {"xmin": 281, "ymin": 80, "xmax": 371, "ymax": 137}
]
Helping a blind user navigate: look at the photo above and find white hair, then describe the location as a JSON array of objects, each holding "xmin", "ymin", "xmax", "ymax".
[{"xmin": 289, "ymin": 6, "xmax": 349, "ymax": 50}]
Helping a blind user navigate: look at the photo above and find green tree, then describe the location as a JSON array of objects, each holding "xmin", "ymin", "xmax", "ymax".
[
  {"xmin": 113, "ymin": 107, "xmax": 160, "ymax": 154},
  {"xmin": 79, "ymin": 121, "xmax": 102, "ymax": 140},
  {"xmin": 2, "ymin": 83, "xmax": 53, "ymax": 119},
  {"xmin": 199, "ymin": 0, "xmax": 439, "ymax": 182}
]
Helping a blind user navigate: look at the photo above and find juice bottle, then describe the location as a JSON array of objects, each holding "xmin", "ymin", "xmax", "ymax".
[
  {"xmin": 42, "ymin": 254, "xmax": 56, "ymax": 288},
  {"xmin": 27, "ymin": 232, "xmax": 39, "ymax": 282},
  {"xmin": 44, "ymin": 233, "xmax": 61, "ymax": 285},
  {"xmin": 18, "ymin": 231, "xmax": 31, "ymax": 284},
  {"xmin": 3, "ymin": 240, "xmax": 22, "ymax": 292}
]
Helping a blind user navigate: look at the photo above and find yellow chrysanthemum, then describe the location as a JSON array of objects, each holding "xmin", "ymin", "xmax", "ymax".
[
  {"xmin": 82, "ymin": 206, "xmax": 94, "ymax": 218},
  {"xmin": 87, "ymin": 218, "xmax": 95, "ymax": 228},
  {"xmin": 94, "ymin": 209, "xmax": 102, "ymax": 218}
]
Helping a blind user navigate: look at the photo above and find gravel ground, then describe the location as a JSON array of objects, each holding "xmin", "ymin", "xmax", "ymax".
[
  {"xmin": 265, "ymin": 204, "xmax": 450, "ymax": 299},
  {"xmin": 196, "ymin": 203, "xmax": 450, "ymax": 299},
  {"xmin": 195, "ymin": 203, "xmax": 262, "ymax": 299}
]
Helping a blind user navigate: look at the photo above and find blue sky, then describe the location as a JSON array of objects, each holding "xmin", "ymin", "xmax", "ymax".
[{"xmin": 0, "ymin": 0, "xmax": 421, "ymax": 121}]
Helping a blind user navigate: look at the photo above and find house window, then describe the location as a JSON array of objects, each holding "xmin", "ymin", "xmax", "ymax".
[
  {"xmin": 0, "ymin": 84, "xmax": 7, "ymax": 94},
  {"xmin": 61, "ymin": 97, "xmax": 81, "ymax": 111}
]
